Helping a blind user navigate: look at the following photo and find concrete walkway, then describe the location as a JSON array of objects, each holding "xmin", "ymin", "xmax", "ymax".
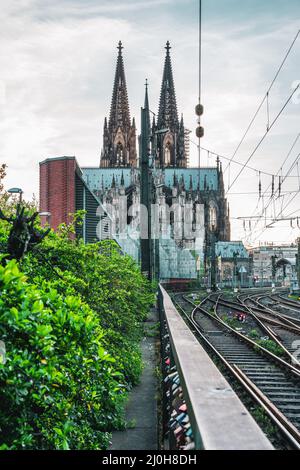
[{"xmin": 110, "ymin": 308, "xmax": 158, "ymax": 450}]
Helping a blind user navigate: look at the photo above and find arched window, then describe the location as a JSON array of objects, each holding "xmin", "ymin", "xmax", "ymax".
[
  {"xmin": 116, "ymin": 143, "xmax": 123, "ymax": 165},
  {"xmin": 164, "ymin": 143, "xmax": 171, "ymax": 166},
  {"xmin": 209, "ymin": 205, "xmax": 217, "ymax": 230},
  {"xmin": 163, "ymin": 132, "xmax": 174, "ymax": 167}
]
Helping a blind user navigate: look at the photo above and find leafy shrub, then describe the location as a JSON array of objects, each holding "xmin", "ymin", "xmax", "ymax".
[
  {"xmin": 22, "ymin": 237, "xmax": 154, "ymax": 386},
  {"xmin": 0, "ymin": 206, "xmax": 154, "ymax": 449},
  {"xmin": 249, "ymin": 329, "xmax": 260, "ymax": 339},
  {"xmin": 256, "ymin": 339, "xmax": 285, "ymax": 358},
  {"xmin": 0, "ymin": 259, "xmax": 128, "ymax": 449}
]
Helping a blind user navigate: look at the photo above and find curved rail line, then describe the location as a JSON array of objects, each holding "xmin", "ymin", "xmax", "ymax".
[
  {"xmin": 237, "ymin": 293, "xmax": 300, "ymax": 360},
  {"xmin": 173, "ymin": 293, "xmax": 300, "ymax": 449}
]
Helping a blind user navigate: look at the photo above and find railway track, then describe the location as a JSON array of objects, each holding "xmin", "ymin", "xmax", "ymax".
[
  {"xmin": 262, "ymin": 294, "xmax": 300, "ymax": 321},
  {"xmin": 237, "ymin": 293, "xmax": 300, "ymax": 359},
  {"xmin": 172, "ymin": 292, "xmax": 300, "ymax": 449},
  {"xmin": 199, "ymin": 293, "xmax": 300, "ymax": 365}
]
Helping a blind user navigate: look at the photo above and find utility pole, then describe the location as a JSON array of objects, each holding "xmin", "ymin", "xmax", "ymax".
[
  {"xmin": 248, "ymin": 253, "xmax": 253, "ymax": 288},
  {"xmin": 296, "ymin": 237, "xmax": 300, "ymax": 288},
  {"xmin": 233, "ymin": 251, "xmax": 238, "ymax": 291},
  {"xmin": 271, "ymin": 254, "xmax": 278, "ymax": 289},
  {"xmin": 140, "ymin": 82, "xmax": 151, "ymax": 279},
  {"xmin": 209, "ymin": 227, "xmax": 217, "ymax": 291}
]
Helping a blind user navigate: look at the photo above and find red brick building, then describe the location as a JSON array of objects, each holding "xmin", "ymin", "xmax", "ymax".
[{"xmin": 39, "ymin": 156, "xmax": 106, "ymax": 242}]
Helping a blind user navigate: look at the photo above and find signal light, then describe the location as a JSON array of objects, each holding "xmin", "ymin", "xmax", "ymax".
[
  {"xmin": 195, "ymin": 104, "xmax": 204, "ymax": 116},
  {"xmin": 196, "ymin": 126, "xmax": 204, "ymax": 138}
]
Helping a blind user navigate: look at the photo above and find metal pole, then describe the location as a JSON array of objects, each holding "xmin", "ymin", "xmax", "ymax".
[
  {"xmin": 297, "ymin": 238, "xmax": 300, "ymax": 288},
  {"xmin": 210, "ymin": 229, "xmax": 217, "ymax": 291},
  {"xmin": 140, "ymin": 105, "xmax": 151, "ymax": 278}
]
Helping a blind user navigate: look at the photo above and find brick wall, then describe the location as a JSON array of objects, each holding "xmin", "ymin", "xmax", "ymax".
[{"xmin": 39, "ymin": 157, "xmax": 78, "ymax": 231}]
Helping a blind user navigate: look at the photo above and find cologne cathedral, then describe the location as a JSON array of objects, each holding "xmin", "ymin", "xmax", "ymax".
[
  {"xmin": 40, "ymin": 41, "xmax": 230, "ymax": 280},
  {"xmin": 93, "ymin": 40, "xmax": 230, "ymax": 278}
]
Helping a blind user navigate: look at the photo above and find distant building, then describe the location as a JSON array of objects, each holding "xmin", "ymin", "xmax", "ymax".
[
  {"xmin": 215, "ymin": 241, "xmax": 251, "ymax": 288},
  {"xmin": 248, "ymin": 243, "xmax": 298, "ymax": 286}
]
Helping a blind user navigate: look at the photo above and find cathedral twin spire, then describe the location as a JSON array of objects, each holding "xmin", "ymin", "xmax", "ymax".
[
  {"xmin": 109, "ymin": 41, "xmax": 131, "ymax": 132},
  {"xmin": 157, "ymin": 41, "xmax": 179, "ymax": 131},
  {"xmin": 101, "ymin": 41, "xmax": 136, "ymax": 168},
  {"xmin": 100, "ymin": 41, "xmax": 186, "ymax": 168}
]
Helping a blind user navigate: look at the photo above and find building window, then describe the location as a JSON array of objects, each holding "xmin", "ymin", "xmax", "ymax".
[
  {"xmin": 209, "ymin": 205, "xmax": 217, "ymax": 230},
  {"xmin": 164, "ymin": 144, "xmax": 171, "ymax": 166},
  {"xmin": 116, "ymin": 143, "xmax": 124, "ymax": 165}
]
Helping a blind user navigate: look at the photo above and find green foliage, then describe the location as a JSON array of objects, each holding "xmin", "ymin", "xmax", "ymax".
[
  {"xmin": 0, "ymin": 260, "xmax": 127, "ymax": 449},
  {"xmin": 255, "ymin": 339, "xmax": 285, "ymax": 357},
  {"xmin": 0, "ymin": 213, "xmax": 154, "ymax": 449},
  {"xmin": 221, "ymin": 315, "xmax": 240, "ymax": 329},
  {"xmin": 251, "ymin": 406, "xmax": 277, "ymax": 438},
  {"xmin": 144, "ymin": 322, "xmax": 160, "ymax": 338},
  {"xmin": 248, "ymin": 329, "xmax": 260, "ymax": 340},
  {"xmin": 22, "ymin": 236, "xmax": 154, "ymax": 385}
]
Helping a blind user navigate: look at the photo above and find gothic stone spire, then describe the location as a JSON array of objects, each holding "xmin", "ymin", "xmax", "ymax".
[
  {"xmin": 155, "ymin": 42, "xmax": 187, "ymax": 168},
  {"xmin": 100, "ymin": 41, "xmax": 137, "ymax": 168},
  {"xmin": 157, "ymin": 41, "xmax": 178, "ymax": 131},
  {"xmin": 109, "ymin": 41, "xmax": 130, "ymax": 130}
]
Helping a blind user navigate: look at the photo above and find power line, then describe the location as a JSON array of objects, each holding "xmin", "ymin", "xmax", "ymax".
[
  {"xmin": 249, "ymin": 189, "xmax": 300, "ymax": 242},
  {"xmin": 243, "ymin": 133, "xmax": 300, "ymax": 239},
  {"xmin": 189, "ymin": 139, "xmax": 300, "ymax": 178},
  {"xmin": 223, "ymin": 29, "xmax": 300, "ymax": 174},
  {"xmin": 226, "ymin": 82, "xmax": 300, "ymax": 193},
  {"xmin": 227, "ymin": 190, "xmax": 299, "ymax": 196},
  {"xmin": 252, "ymin": 149, "xmax": 300, "ymax": 234}
]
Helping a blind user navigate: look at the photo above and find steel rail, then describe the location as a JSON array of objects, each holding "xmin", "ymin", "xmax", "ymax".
[
  {"xmin": 185, "ymin": 295, "xmax": 300, "ymax": 375},
  {"xmin": 242, "ymin": 294, "xmax": 300, "ymax": 333},
  {"xmin": 173, "ymin": 294, "xmax": 300, "ymax": 449},
  {"xmin": 216, "ymin": 295, "xmax": 295, "ymax": 364}
]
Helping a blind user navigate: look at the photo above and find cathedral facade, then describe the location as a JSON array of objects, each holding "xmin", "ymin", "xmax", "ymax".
[
  {"xmin": 40, "ymin": 41, "xmax": 230, "ymax": 280},
  {"xmin": 86, "ymin": 41, "xmax": 230, "ymax": 279}
]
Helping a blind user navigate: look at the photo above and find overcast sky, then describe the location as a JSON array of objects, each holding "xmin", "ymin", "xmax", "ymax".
[{"xmin": 0, "ymin": 0, "xmax": 299, "ymax": 245}]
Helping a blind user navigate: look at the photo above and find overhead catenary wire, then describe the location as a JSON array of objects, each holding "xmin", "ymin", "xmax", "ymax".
[
  {"xmin": 239, "ymin": 145, "xmax": 300, "ymax": 242},
  {"xmin": 245, "ymin": 133, "xmax": 300, "ymax": 236},
  {"xmin": 226, "ymin": 190, "xmax": 299, "ymax": 196},
  {"xmin": 226, "ymin": 82, "xmax": 300, "ymax": 194},
  {"xmin": 223, "ymin": 29, "xmax": 300, "ymax": 174},
  {"xmin": 189, "ymin": 138, "xmax": 300, "ymax": 179},
  {"xmin": 247, "ymin": 188, "xmax": 300, "ymax": 242}
]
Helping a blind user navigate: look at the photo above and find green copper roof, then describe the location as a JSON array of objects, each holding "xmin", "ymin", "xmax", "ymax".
[
  {"xmin": 215, "ymin": 241, "xmax": 249, "ymax": 259},
  {"xmin": 82, "ymin": 168, "xmax": 132, "ymax": 190},
  {"xmin": 82, "ymin": 167, "xmax": 219, "ymax": 192},
  {"xmin": 164, "ymin": 168, "xmax": 218, "ymax": 190}
]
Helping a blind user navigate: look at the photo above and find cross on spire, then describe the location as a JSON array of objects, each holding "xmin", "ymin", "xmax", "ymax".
[
  {"xmin": 118, "ymin": 40, "xmax": 123, "ymax": 55},
  {"xmin": 165, "ymin": 40, "xmax": 171, "ymax": 54}
]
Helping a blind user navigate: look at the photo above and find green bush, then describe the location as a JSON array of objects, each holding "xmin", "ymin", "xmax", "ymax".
[
  {"xmin": 249, "ymin": 329, "xmax": 260, "ymax": 339},
  {"xmin": 22, "ymin": 237, "xmax": 154, "ymax": 385},
  {"xmin": 0, "ymin": 210, "xmax": 154, "ymax": 449},
  {"xmin": 0, "ymin": 259, "xmax": 127, "ymax": 449},
  {"xmin": 256, "ymin": 339, "xmax": 285, "ymax": 358}
]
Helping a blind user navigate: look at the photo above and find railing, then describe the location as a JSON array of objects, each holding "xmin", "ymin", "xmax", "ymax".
[{"xmin": 158, "ymin": 284, "xmax": 274, "ymax": 450}]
